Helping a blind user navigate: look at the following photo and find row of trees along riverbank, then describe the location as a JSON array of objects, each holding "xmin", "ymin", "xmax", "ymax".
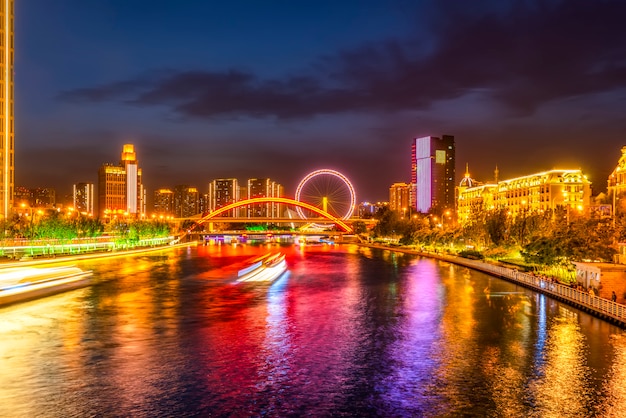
[
  {"xmin": 1, "ymin": 209, "xmax": 174, "ymax": 247},
  {"xmin": 369, "ymin": 206, "xmax": 621, "ymax": 284}
]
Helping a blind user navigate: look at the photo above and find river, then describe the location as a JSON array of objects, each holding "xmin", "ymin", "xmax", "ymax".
[{"xmin": 1, "ymin": 243, "xmax": 625, "ymax": 417}]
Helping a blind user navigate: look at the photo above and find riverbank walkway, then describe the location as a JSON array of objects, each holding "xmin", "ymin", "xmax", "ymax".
[{"xmin": 360, "ymin": 243, "xmax": 626, "ymax": 328}]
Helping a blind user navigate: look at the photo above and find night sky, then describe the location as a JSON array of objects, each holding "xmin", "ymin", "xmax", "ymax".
[{"xmin": 16, "ymin": 0, "xmax": 626, "ymax": 203}]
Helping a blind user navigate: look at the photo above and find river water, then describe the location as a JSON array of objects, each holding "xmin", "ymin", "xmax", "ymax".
[{"xmin": 1, "ymin": 243, "xmax": 625, "ymax": 417}]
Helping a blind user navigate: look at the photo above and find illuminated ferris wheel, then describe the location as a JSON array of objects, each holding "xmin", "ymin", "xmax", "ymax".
[{"xmin": 295, "ymin": 169, "xmax": 356, "ymax": 225}]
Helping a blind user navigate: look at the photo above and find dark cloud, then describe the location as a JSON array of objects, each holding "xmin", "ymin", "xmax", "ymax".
[{"xmin": 57, "ymin": 0, "xmax": 626, "ymax": 120}]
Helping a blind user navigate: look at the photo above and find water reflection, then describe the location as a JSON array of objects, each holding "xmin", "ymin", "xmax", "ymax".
[{"xmin": 0, "ymin": 244, "xmax": 624, "ymax": 416}]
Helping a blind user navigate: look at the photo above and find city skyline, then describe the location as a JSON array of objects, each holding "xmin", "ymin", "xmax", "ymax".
[{"xmin": 15, "ymin": 0, "xmax": 626, "ymax": 201}]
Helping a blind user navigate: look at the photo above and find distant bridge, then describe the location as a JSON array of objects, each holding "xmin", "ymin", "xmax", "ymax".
[{"xmin": 176, "ymin": 197, "xmax": 366, "ymax": 241}]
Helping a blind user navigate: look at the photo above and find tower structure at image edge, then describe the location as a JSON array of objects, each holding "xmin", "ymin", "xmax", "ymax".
[
  {"xmin": 98, "ymin": 144, "xmax": 146, "ymax": 219},
  {"xmin": 411, "ymin": 135, "xmax": 455, "ymax": 214},
  {"xmin": 0, "ymin": 0, "xmax": 13, "ymax": 219}
]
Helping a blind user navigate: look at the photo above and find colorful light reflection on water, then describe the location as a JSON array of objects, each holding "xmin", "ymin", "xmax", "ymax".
[{"xmin": 0, "ymin": 244, "xmax": 625, "ymax": 417}]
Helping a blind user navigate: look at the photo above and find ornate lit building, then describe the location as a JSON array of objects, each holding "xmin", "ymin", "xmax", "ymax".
[
  {"xmin": 608, "ymin": 146, "xmax": 626, "ymax": 197},
  {"xmin": 411, "ymin": 135, "xmax": 455, "ymax": 214},
  {"xmin": 457, "ymin": 169, "xmax": 591, "ymax": 225},
  {"xmin": 1, "ymin": 0, "xmax": 14, "ymax": 219},
  {"xmin": 98, "ymin": 144, "xmax": 146, "ymax": 219}
]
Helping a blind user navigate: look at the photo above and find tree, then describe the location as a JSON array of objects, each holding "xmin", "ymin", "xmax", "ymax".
[{"xmin": 484, "ymin": 208, "xmax": 509, "ymax": 246}]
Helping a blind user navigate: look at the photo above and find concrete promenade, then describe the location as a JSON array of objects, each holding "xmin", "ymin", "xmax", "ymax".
[{"xmin": 360, "ymin": 243, "xmax": 626, "ymax": 328}]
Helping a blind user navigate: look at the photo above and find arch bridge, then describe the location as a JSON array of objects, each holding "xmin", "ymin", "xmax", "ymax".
[{"xmin": 177, "ymin": 197, "xmax": 354, "ymax": 241}]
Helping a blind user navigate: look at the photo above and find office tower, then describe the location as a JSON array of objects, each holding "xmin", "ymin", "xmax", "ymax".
[
  {"xmin": 73, "ymin": 183, "xmax": 94, "ymax": 215},
  {"xmin": 208, "ymin": 178, "xmax": 239, "ymax": 217},
  {"xmin": 389, "ymin": 183, "xmax": 410, "ymax": 214},
  {"xmin": 154, "ymin": 188, "xmax": 174, "ymax": 216},
  {"xmin": 411, "ymin": 135, "xmax": 455, "ymax": 214},
  {"xmin": 98, "ymin": 144, "xmax": 146, "ymax": 219},
  {"xmin": 1, "ymin": 0, "xmax": 14, "ymax": 218},
  {"xmin": 174, "ymin": 185, "xmax": 199, "ymax": 218}
]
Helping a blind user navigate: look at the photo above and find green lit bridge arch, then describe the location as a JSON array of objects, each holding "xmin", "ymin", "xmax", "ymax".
[{"xmin": 177, "ymin": 197, "xmax": 353, "ymax": 240}]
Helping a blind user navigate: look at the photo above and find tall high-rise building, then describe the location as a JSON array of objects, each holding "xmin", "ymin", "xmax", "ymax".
[
  {"xmin": 174, "ymin": 185, "xmax": 199, "ymax": 218},
  {"xmin": 208, "ymin": 178, "xmax": 239, "ymax": 217},
  {"xmin": 411, "ymin": 135, "xmax": 455, "ymax": 214},
  {"xmin": 247, "ymin": 178, "xmax": 270, "ymax": 218},
  {"xmin": 389, "ymin": 182, "xmax": 410, "ymax": 214},
  {"xmin": 73, "ymin": 183, "xmax": 94, "ymax": 215},
  {"xmin": 246, "ymin": 178, "xmax": 283, "ymax": 218},
  {"xmin": 1, "ymin": 0, "xmax": 14, "ymax": 219},
  {"xmin": 270, "ymin": 181, "xmax": 284, "ymax": 218},
  {"xmin": 154, "ymin": 188, "xmax": 174, "ymax": 216},
  {"xmin": 98, "ymin": 144, "xmax": 146, "ymax": 219}
]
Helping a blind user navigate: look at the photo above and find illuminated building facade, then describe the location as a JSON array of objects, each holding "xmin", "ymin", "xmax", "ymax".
[
  {"xmin": 411, "ymin": 135, "xmax": 455, "ymax": 214},
  {"xmin": 608, "ymin": 146, "xmax": 626, "ymax": 199},
  {"xmin": 358, "ymin": 201, "xmax": 385, "ymax": 218},
  {"xmin": 208, "ymin": 178, "xmax": 239, "ymax": 217},
  {"xmin": 73, "ymin": 183, "xmax": 94, "ymax": 215},
  {"xmin": 389, "ymin": 183, "xmax": 410, "ymax": 214},
  {"xmin": 1, "ymin": 0, "xmax": 14, "ymax": 218},
  {"xmin": 153, "ymin": 188, "xmax": 174, "ymax": 216},
  {"xmin": 32, "ymin": 188, "xmax": 55, "ymax": 208},
  {"xmin": 14, "ymin": 186, "xmax": 30, "ymax": 207},
  {"xmin": 457, "ymin": 169, "xmax": 591, "ymax": 225},
  {"xmin": 247, "ymin": 178, "xmax": 283, "ymax": 218},
  {"xmin": 174, "ymin": 185, "xmax": 199, "ymax": 218},
  {"xmin": 14, "ymin": 187, "xmax": 56, "ymax": 209},
  {"xmin": 98, "ymin": 144, "xmax": 145, "ymax": 219}
]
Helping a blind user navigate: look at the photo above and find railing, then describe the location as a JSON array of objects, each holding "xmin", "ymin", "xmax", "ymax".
[
  {"xmin": 439, "ymin": 255, "xmax": 626, "ymax": 325},
  {"xmin": 0, "ymin": 237, "xmax": 174, "ymax": 259},
  {"xmin": 360, "ymin": 244, "xmax": 626, "ymax": 327}
]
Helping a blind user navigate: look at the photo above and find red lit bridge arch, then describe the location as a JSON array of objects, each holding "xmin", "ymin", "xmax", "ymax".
[{"xmin": 184, "ymin": 197, "xmax": 353, "ymax": 234}]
